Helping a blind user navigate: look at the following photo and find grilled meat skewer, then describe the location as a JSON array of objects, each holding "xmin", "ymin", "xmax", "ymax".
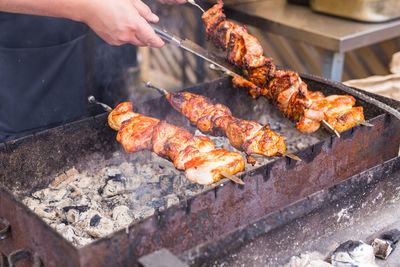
[
  {"xmin": 108, "ymin": 101, "xmax": 245, "ymax": 185},
  {"xmin": 202, "ymin": 1, "xmax": 368, "ymax": 134},
  {"xmin": 145, "ymin": 82, "xmax": 300, "ymax": 163}
]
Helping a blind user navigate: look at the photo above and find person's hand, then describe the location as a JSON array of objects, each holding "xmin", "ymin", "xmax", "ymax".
[
  {"xmin": 158, "ymin": 0, "xmax": 186, "ymax": 5},
  {"xmin": 79, "ymin": 0, "xmax": 165, "ymax": 47}
]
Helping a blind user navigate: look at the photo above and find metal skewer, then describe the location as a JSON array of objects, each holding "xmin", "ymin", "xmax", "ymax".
[
  {"xmin": 93, "ymin": 88, "xmax": 245, "ymax": 186},
  {"xmin": 209, "ymin": 64, "xmax": 236, "ymax": 78},
  {"xmin": 147, "ymin": 81, "xmax": 302, "ymax": 162},
  {"xmin": 355, "ymin": 119, "xmax": 374, "ymax": 127},
  {"xmin": 210, "ymin": 64, "xmax": 368, "ymax": 137},
  {"xmin": 188, "ymin": 0, "xmax": 205, "ymax": 13},
  {"xmin": 278, "ymin": 152, "xmax": 301, "ymax": 161},
  {"xmin": 145, "ymin": 81, "xmax": 168, "ymax": 96},
  {"xmin": 321, "ymin": 119, "xmax": 341, "ymax": 138},
  {"xmin": 220, "ymin": 171, "xmax": 245, "ymax": 185},
  {"xmin": 88, "ymin": 96, "xmax": 113, "ymax": 112}
]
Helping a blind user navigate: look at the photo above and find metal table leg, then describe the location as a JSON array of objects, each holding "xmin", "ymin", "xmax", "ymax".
[{"xmin": 322, "ymin": 50, "xmax": 345, "ymax": 82}]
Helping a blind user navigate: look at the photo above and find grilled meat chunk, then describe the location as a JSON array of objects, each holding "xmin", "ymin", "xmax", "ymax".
[
  {"xmin": 166, "ymin": 92, "xmax": 286, "ymax": 163},
  {"xmin": 108, "ymin": 102, "xmax": 245, "ymax": 185},
  {"xmin": 203, "ymin": 1, "xmax": 365, "ymax": 134},
  {"xmin": 185, "ymin": 149, "xmax": 245, "ymax": 185}
]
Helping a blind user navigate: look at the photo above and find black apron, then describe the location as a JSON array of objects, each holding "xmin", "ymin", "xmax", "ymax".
[{"xmin": 0, "ymin": 13, "xmax": 89, "ymax": 141}]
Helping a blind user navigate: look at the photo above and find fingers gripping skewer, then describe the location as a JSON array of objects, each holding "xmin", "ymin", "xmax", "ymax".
[{"xmin": 188, "ymin": 0, "xmax": 205, "ymax": 13}]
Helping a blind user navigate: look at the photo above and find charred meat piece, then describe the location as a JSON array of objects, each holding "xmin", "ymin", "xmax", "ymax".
[
  {"xmin": 108, "ymin": 102, "xmax": 245, "ymax": 185},
  {"xmin": 117, "ymin": 116, "xmax": 160, "ymax": 153},
  {"xmin": 166, "ymin": 92, "xmax": 286, "ymax": 162},
  {"xmin": 203, "ymin": 2, "xmax": 365, "ymax": 134},
  {"xmin": 185, "ymin": 149, "xmax": 245, "ymax": 185}
]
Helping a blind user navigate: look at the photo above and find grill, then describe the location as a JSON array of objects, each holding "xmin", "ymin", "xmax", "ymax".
[{"xmin": 0, "ymin": 73, "xmax": 399, "ymax": 266}]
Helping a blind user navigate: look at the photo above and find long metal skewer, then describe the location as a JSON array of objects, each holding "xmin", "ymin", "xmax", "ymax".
[
  {"xmin": 321, "ymin": 119, "xmax": 341, "ymax": 138},
  {"xmin": 278, "ymin": 152, "xmax": 301, "ymax": 161},
  {"xmin": 188, "ymin": 0, "xmax": 205, "ymax": 13},
  {"xmin": 145, "ymin": 81, "xmax": 168, "ymax": 96},
  {"xmin": 147, "ymin": 81, "xmax": 301, "ymax": 162},
  {"xmin": 88, "ymin": 96, "xmax": 112, "ymax": 112},
  {"xmin": 220, "ymin": 171, "xmax": 245, "ymax": 185},
  {"xmin": 354, "ymin": 119, "xmax": 374, "ymax": 127},
  {"xmin": 89, "ymin": 94, "xmax": 245, "ymax": 185}
]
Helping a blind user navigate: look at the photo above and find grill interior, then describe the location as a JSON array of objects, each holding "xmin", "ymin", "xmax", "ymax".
[{"xmin": 0, "ymin": 74, "xmax": 399, "ymax": 266}]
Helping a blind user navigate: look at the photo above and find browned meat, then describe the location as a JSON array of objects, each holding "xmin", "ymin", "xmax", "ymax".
[
  {"xmin": 108, "ymin": 102, "xmax": 245, "ymax": 185},
  {"xmin": 166, "ymin": 92, "xmax": 286, "ymax": 163},
  {"xmin": 203, "ymin": 2, "xmax": 366, "ymax": 134},
  {"xmin": 232, "ymin": 76, "xmax": 261, "ymax": 98},
  {"xmin": 117, "ymin": 116, "xmax": 160, "ymax": 153},
  {"xmin": 108, "ymin": 102, "xmax": 137, "ymax": 131},
  {"xmin": 184, "ymin": 149, "xmax": 245, "ymax": 185}
]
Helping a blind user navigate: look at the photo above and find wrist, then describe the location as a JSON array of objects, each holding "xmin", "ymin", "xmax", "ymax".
[{"xmin": 62, "ymin": 0, "xmax": 93, "ymax": 23}]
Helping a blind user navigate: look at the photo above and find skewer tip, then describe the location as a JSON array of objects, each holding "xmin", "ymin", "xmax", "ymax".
[
  {"xmin": 87, "ymin": 95, "xmax": 113, "ymax": 112},
  {"xmin": 188, "ymin": 0, "xmax": 205, "ymax": 13},
  {"xmin": 220, "ymin": 171, "xmax": 245, "ymax": 185},
  {"xmin": 88, "ymin": 95, "xmax": 96, "ymax": 104},
  {"xmin": 321, "ymin": 119, "xmax": 341, "ymax": 138},
  {"xmin": 355, "ymin": 119, "xmax": 374, "ymax": 127},
  {"xmin": 145, "ymin": 81, "xmax": 169, "ymax": 96},
  {"xmin": 279, "ymin": 152, "xmax": 302, "ymax": 161}
]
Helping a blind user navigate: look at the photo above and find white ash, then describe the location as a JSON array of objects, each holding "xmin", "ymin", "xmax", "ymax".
[
  {"xmin": 21, "ymin": 121, "xmax": 322, "ymax": 248},
  {"xmin": 284, "ymin": 252, "xmax": 333, "ymax": 267},
  {"xmin": 330, "ymin": 240, "xmax": 378, "ymax": 267},
  {"xmin": 21, "ymin": 153, "xmax": 208, "ymax": 248}
]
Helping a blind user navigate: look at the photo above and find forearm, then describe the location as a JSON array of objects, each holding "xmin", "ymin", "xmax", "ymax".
[
  {"xmin": 0, "ymin": 0, "xmax": 87, "ymax": 22},
  {"xmin": 0, "ymin": 0, "xmax": 165, "ymax": 47}
]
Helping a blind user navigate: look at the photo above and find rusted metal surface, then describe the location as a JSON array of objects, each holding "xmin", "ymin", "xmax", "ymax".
[
  {"xmin": 0, "ymin": 187, "xmax": 79, "ymax": 267},
  {"xmin": 180, "ymin": 156, "xmax": 400, "ymax": 266},
  {"xmin": 0, "ymin": 75, "xmax": 399, "ymax": 266}
]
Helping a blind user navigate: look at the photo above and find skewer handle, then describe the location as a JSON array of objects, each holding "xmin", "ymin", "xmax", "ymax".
[
  {"xmin": 88, "ymin": 96, "xmax": 112, "ymax": 112},
  {"xmin": 145, "ymin": 82, "xmax": 169, "ymax": 96},
  {"xmin": 151, "ymin": 26, "xmax": 181, "ymax": 46}
]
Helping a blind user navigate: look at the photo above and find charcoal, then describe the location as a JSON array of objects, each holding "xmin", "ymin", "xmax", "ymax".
[
  {"xmin": 159, "ymin": 174, "xmax": 174, "ymax": 192},
  {"xmin": 381, "ymin": 229, "xmax": 400, "ymax": 244},
  {"xmin": 21, "ymin": 130, "xmax": 309, "ymax": 248},
  {"xmin": 285, "ymin": 252, "xmax": 333, "ymax": 267},
  {"xmin": 62, "ymin": 205, "xmax": 89, "ymax": 213},
  {"xmin": 90, "ymin": 214, "xmax": 101, "ymax": 227},
  {"xmin": 330, "ymin": 240, "xmax": 377, "ymax": 267},
  {"xmin": 112, "ymin": 205, "xmax": 132, "ymax": 228},
  {"xmin": 66, "ymin": 209, "xmax": 80, "ymax": 224}
]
